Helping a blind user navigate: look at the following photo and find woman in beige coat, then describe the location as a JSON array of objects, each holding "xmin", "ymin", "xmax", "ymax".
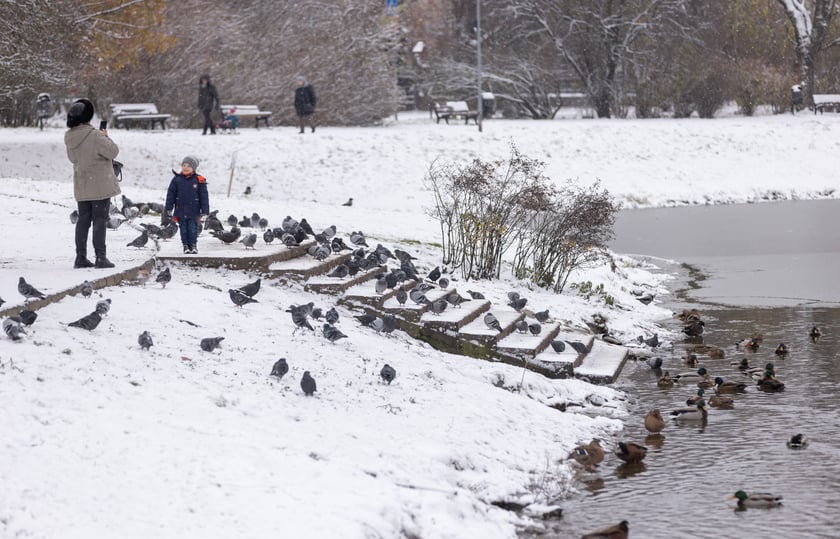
[{"xmin": 64, "ymin": 99, "xmax": 121, "ymax": 268}]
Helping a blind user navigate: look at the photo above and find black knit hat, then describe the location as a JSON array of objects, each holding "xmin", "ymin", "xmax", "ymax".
[{"xmin": 67, "ymin": 98, "xmax": 94, "ymax": 128}]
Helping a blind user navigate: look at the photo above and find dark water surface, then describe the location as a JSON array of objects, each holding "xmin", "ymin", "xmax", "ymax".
[{"xmin": 548, "ymin": 201, "xmax": 840, "ymax": 538}]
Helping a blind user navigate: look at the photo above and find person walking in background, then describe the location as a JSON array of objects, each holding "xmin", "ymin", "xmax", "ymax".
[
  {"xmin": 198, "ymin": 74, "xmax": 219, "ymax": 135},
  {"xmin": 165, "ymin": 156, "xmax": 209, "ymax": 254},
  {"xmin": 294, "ymin": 76, "xmax": 317, "ymax": 133},
  {"xmin": 64, "ymin": 98, "xmax": 121, "ymax": 269}
]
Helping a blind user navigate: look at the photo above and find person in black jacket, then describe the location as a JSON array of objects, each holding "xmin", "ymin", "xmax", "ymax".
[
  {"xmin": 294, "ymin": 76, "xmax": 317, "ymax": 133},
  {"xmin": 165, "ymin": 156, "xmax": 210, "ymax": 254},
  {"xmin": 198, "ymin": 74, "xmax": 220, "ymax": 135}
]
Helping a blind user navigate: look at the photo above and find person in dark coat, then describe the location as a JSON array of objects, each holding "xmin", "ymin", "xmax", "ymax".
[
  {"xmin": 198, "ymin": 74, "xmax": 220, "ymax": 135},
  {"xmin": 293, "ymin": 76, "xmax": 317, "ymax": 133},
  {"xmin": 165, "ymin": 156, "xmax": 210, "ymax": 254},
  {"xmin": 64, "ymin": 98, "xmax": 121, "ymax": 269}
]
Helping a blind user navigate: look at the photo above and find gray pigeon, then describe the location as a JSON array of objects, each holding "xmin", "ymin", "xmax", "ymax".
[
  {"xmin": 395, "ymin": 287, "xmax": 408, "ymax": 306},
  {"xmin": 374, "ymin": 276, "xmax": 388, "ymax": 295},
  {"xmin": 138, "ymin": 330, "xmax": 154, "ymax": 350},
  {"xmin": 0, "ymin": 296, "xmax": 4, "ymax": 308},
  {"xmin": 263, "ymin": 229, "xmax": 275, "ymax": 244},
  {"xmin": 258, "ymin": 217, "xmax": 268, "ymax": 230},
  {"xmin": 369, "ymin": 317, "xmax": 386, "ymax": 333},
  {"xmin": 18, "ymin": 310, "xmax": 37, "ymax": 326},
  {"xmin": 281, "ymin": 232, "xmax": 299, "ymax": 247},
  {"xmin": 325, "ymin": 307, "xmax": 339, "ymax": 325},
  {"xmin": 409, "ymin": 288, "xmax": 429, "ymax": 305},
  {"xmin": 290, "ymin": 306, "xmax": 314, "ymax": 333},
  {"xmin": 426, "ymin": 266, "xmax": 441, "ymax": 283},
  {"xmin": 156, "ymin": 267, "xmax": 171, "ymax": 288},
  {"xmin": 514, "ymin": 319, "xmax": 528, "ymax": 333},
  {"xmin": 322, "ymin": 323, "xmax": 347, "ymax": 343},
  {"xmin": 126, "ymin": 230, "xmax": 149, "ymax": 248},
  {"xmin": 550, "ymin": 340, "xmax": 566, "ymax": 353},
  {"xmin": 80, "ymin": 280, "xmax": 93, "ymax": 299},
  {"xmin": 213, "ymin": 226, "xmax": 242, "ymax": 244},
  {"xmin": 68, "ymin": 311, "xmax": 102, "ymax": 331},
  {"xmin": 327, "ymin": 264, "xmax": 349, "ymax": 278},
  {"xmin": 281, "ymin": 215, "xmax": 299, "ymax": 232},
  {"xmin": 528, "ymin": 322, "xmax": 542, "ymax": 336},
  {"xmin": 270, "ymin": 358, "xmax": 289, "ymax": 379},
  {"xmin": 240, "ymin": 233, "xmax": 258, "ymax": 249},
  {"xmin": 483, "ymin": 312, "xmax": 501, "ymax": 331},
  {"xmin": 227, "ymin": 214, "xmax": 238, "ymax": 226},
  {"xmin": 3, "ymin": 318, "xmax": 26, "ymax": 341},
  {"xmin": 342, "ymin": 198, "xmax": 353, "ymax": 207},
  {"xmin": 445, "ymin": 291, "xmax": 470, "ymax": 308},
  {"xmin": 438, "ymin": 277, "xmax": 449, "ymax": 289},
  {"xmin": 509, "ymin": 297, "xmax": 528, "ymax": 312},
  {"xmin": 200, "ymin": 336, "xmax": 225, "ymax": 352},
  {"xmin": 238, "ymin": 278, "xmax": 261, "ymax": 298},
  {"xmin": 355, "ymin": 313, "xmax": 377, "ymax": 327},
  {"xmin": 349, "ymin": 231, "xmax": 368, "ymax": 247},
  {"xmin": 301, "ymin": 371, "xmax": 317, "ymax": 396},
  {"xmin": 229, "ymin": 288, "xmax": 258, "ymax": 307},
  {"xmin": 18, "ymin": 277, "xmax": 46, "ymax": 300},
  {"xmin": 429, "ymin": 299, "xmax": 448, "ymax": 315},
  {"xmin": 466, "ymin": 290, "xmax": 485, "ymax": 300},
  {"xmin": 95, "ymin": 298, "xmax": 111, "ymax": 316},
  {"xmin": 70, "ymin": 209, "xmax": 79, "ymax": 224},
  {"xmin": 321, "ymin": 225, "xmax": 337, "ymax": 239},
  {"xmin": 380, "ymin": 364, "xmax": 396, "ymax": 384},
  {"xmin": 331, "ymin": 237, "xmax": 351, "ymax": 252},
  {"xmin": 381, "ymin": 314, "xmax": 397, "ymax": 335},
  {"xmin": 534, "ymin": 310, "xmax": 550, "ymax": 323}
]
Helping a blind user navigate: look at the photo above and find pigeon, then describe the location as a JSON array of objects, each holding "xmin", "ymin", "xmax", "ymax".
[
  {"xmin": 445, "ymin": 291, "xmax": 470, "ymax": 307},
  {"xmin": 18, "ymin": 277, "xmax": 46, "ymax": 300},
  {"xmin": 374, "ymin": 276, "xmax": 388, "ymax": 295},
  {"xmin": 374, "ymin": 244, "xmax": 394, "ymax": 260},
  {"xmin": 321, "ymin": 225, "xmax": 337, "ymax": 239},
  {"xmin": 466, "ymin": 290, "xmax": 485, "ymax": 300},
  {"xmin": 342, "ymin": 198, "xmax": 353, "ymax": 207},
  {"xmin": 3, "ymin": 318, "xmax": 26, "ymax": 341},
  {"xmin": 355, "ymin": 313, "xmax": 377, "ymax": 326},
  {"xmin": 70, "ymin": 209, "xmax": 79, "ymax": 224},
  {"xmin": 258, "ymin": 217, "xmax": 269, "ymax": 230},
  {"xmin": 381, "ymin": 314, "xmax": 397, "ymax": 335},
  {"xmin": 240, "ymin": 233, "xmax": 257, "ymax": 249},
  {"xmin": 301, "ymin": 371, "xmax": 317, "ymax": 396},
  {"xmin": 95, "ymin": 298, "xmax": 111, "ymax": 316},
  {"xmin": 426, "ymin": 266, "xmax": 441, "ymax": 283},
  {"xmin": 238, "ymin": 215, "xmax": 251, "ymax": 228},
  {"xmin": 68, "ymin": 311, "xmax": 102, "ymax": 331},
  {"xmin": 138, "ymin": 330, "xmax": 154, "ymax": 350},
  {"xmin": 507, "ymin": 291, "xmax": 520, "ymax": 302},
  {"xmin": 263, "ymin": 229, "xmax": 275, "ymax": 244},
  {"xmin": 298, "ymin": 218, "xmax": 314, "ymax": 235},
  {"xmin": 429, "ymin": 299, "xmax": 448, "ymax": 315},
  {"xmin": 322, "ymin": 323, "xmax": 347, "ymax": 343},
  {"xmin": 229, "ymin": 288, "xmax": 258, "ymax": 307},
  {"xmin": 79, "ymin": 280, "xmax": 93, "ymax": 299},
  {"xmin": 508, "ymin": 296, "xmax": 528, "ymax": 312},
  {"xmin": 380, "ymin": 364, "xmax": 396, "ymax": 384},
  {"xmin": 204, "ymin": 211, "xmax": 224, "ymax": 233},
  {"xmin": 290, "ymin": 306, "xmax": 314, "ymax": 333},
  {"xmin": 409, "ymin": 288, "xmax": 429, "ymax": 305},
  {"xmin": 369, "ymin": 317, "xmax": 386, "ymax": 333},
  {"xmin": 156, "ymin": 267, "xmax": 171, "ymax": 288},
  {"xmin": 238, "ymin": 278, "xmax": 261, "ymax": 297},
  {"xmin": 349, "ymin": 231, "xmax": 368, "ymax": 247},
  {"xmin": 18, "ymin": 310, "xmax": 37, "ymax": 326},
  {"xmin": 325, "ymin": 307, "xmax": 339, "ymax": 325},
  {"xmin": 270, "ymin": 358, "xmax": 289, "ymax": 379},
  {"xmin": 549, "ymin": 340, "xmax": 566, "ymax": 353},
  {"xmin": 327, "ymin": 264, "xmax": 349, "ymax": 278},
  {"xmin": 437, "ymin": 277, "xmax": 449, "ymax": 289},
  {"xmin": 212, "ymin": 226, "xmax": 242, "ymax": 244},
  {"xmin": 483, "ymin": 312, "xmax": 501, "ymax": 331},
  {"xmin": 514, "ymin": 319, "xmax": 528, "ymax": 333},
  {"xmin": 107, "ymin": 215, "xmax": 126, "ymax": 229},
  {"xmin": 247, "ymin": 213, "xmax": 260, "ymax": 228},
  {"xmin": 200, "ymin": 336, "xmax": 224, "ymax": 352},
  {"xmin": 227, "ymin": 214, "xmax": 238, "ymax": 226},
  {"xmin": 534, "ymin": 309, "xmax": 550, "ymax": 323},
  {"xmin": 528, "ymin": 322, "xmax": 542, "ymax": 336},
  {"xmin": 331, "ymin": 237, "xmax": 351, "ymax": 252},
  {"xmin": 0, "ymin": 297, "xmax": 4, "ymax": 308},
  {"xmin": 395, "ymin": 287, "xmax": 408, "ymax": 306},
  {"xmin": 126, "ymin": 230, "xmax": 149, "ymax": 248},
  {"xmin": 281, "ymin": 232, "xmax": 300, "ymax": 247}
]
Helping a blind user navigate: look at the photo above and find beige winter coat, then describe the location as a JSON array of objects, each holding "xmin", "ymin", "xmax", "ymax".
[{"xmin": 64, "ymin": 124, "xmax": 121, "ymax": 202}]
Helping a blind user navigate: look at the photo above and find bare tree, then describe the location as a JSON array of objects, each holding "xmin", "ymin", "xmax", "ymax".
[{"xmin": 776, "ymin": 0, "xmax": 840, "ymax": 100}]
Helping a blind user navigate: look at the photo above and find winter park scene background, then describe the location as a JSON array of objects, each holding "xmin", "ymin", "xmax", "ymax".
[{"xmin": 4, "ymin": 1, "xmax": 840, "ymax": 538}]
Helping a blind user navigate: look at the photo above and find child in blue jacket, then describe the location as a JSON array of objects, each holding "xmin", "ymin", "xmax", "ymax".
[{"xmin": 165, "ymin": 156, "xmax": 209, "ymax": 254}]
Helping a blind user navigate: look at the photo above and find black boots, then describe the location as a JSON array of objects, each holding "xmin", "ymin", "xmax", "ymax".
[
  {"xmin": 74, "ymin": 254, "xmax": 94, "ymax": 269},
  {"xmin": 95, "ymin": 257, "xmax": 115, "ymax": 268}
]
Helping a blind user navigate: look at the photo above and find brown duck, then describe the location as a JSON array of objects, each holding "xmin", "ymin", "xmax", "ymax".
[
  {"xmin": 581, "ymin": 520, "xmax": 629, "ymax": 539},
  {"xmin": 614, "ymin": 441, "xmax": 647, "ymax": 463},
  {"xmin": 570, "ymin": 438, "xmax": 605, "ymax": 471},
  {"xmin": 644, "ymin": 409, "xmax": 666, "ymax": 433}
]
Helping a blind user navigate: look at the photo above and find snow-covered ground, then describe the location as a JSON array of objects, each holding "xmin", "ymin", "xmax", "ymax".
[{"xmin": 1, "ymin": 110, "xmax": 837, "ymax": 538}]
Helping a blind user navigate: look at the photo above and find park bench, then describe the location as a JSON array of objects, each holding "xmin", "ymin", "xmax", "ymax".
[
  {"xmin": 110, "ymin": 103, "xmax": 171, "ymax": 130},
  {"xmin": 220, "ymin": 105, "xmax": 272, "ymax": 128},
  {"xmin": 811, "ymin": 94, "xmax": 840, "ymax": 114},
  {"xmin": 432, "ymin": 101, "xmax": 479, "ymax": 125}
]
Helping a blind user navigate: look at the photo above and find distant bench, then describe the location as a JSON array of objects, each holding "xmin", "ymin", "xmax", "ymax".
[
  {"xmin": 110, "ymin": 103, "xmax": 171, "ymax": 130},
  {"xmin": 812, "ymin": 94, "xmax": 840, "ymax": 114},
  {"xmin": 432, "ymin": 101, "xmax": 479, "ymax": 125},
  {"xmin": 221, "ymin": 105, "xmax": 272, "ymax": 128}
]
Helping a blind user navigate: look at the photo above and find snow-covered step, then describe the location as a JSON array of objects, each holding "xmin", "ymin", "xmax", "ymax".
[
  {"xmin": 268, "ymin": 251, "xmax": 351, "ymax": 280},
  {"xmin": 305, "ymin": 265, "xmax": 383, "ymax": 295},
  {"xmin": 160, "ymin": 237, "xmax": 315, "ymax": 272},
  {"xmin": 420, "ymin": 299, "xmax": 490, "ymax": 331},
  {"xmin": 459, "ymin": 309, "xmax": 524, "ymax": 344},
  {"xmin": 574, "ymin": 338, "xmax": 629, "ymax": 384},
  {"xmin": 496, "ymin": 321, "xmax": 561, "ymax": 359},
  {"xmin": 528, "ymin": 331, "xmax": 595, "ymax": 378}
]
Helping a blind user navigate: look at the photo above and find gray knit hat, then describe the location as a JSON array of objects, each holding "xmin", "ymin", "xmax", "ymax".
[{"xmin": 182, "ymin": 156, "xmax": 199, "ymax": 170}]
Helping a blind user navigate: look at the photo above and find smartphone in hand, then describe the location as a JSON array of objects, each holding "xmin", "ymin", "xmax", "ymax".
[{"xmin": 99, "ymin": 120, "xmax": 107, "ymax": 130}]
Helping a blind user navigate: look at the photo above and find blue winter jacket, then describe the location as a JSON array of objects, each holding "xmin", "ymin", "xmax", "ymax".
[{"xmin": 165, "ymin": 172, "xmax": 209, "ymax": 221}]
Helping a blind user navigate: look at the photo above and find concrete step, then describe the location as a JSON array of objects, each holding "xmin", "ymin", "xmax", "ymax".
[
  {"xmin": 529, "ymin": 331, "xmax": 595, "ymax": 378},
  {"xmin": 268, "ymin": 251, "xmax": 351, "ymax": 280},
  {"xmin": 496, "ymin": 321, "xmax": 562, "ymax": 359},
  {"xmin": 419, "ymin": 298, "xmax": 491, "ymax": 331},
  {"xmin": 459, "ymin": 308, "xmax": 525, "ymax": 345},
  {"xmin": 305, "ymin": 265, "xmax": 384, "ymax": 295},
  {"xmin": 159, "ymin": 237, "xmax": 315, "ymax": 272},
  {"xmin": 574, "ymin": 338, "xmax": 629, "ymax": 384}
]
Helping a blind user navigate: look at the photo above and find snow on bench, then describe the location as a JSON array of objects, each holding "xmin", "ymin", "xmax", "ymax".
[
  {"xmin": 811, "ymin": 94, "xmax": 840, "ymax": 114},
  {"xmin": 221, "ymin": 105, "xmax": 272, "ymax": 128},
  {"xmin": 110, "ymin": 103, "xmax": 171, "ymax": 130}
]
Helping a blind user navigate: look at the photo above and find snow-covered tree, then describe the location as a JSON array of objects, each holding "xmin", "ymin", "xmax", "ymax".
[{"xmin": 776, "ymin": 0, "xmax": 839, "ymax": 99}]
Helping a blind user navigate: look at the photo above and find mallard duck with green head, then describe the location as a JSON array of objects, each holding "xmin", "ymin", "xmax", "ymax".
[
  {"xmin": 672, "ymin": 367, "xmax": 708, "ymax": 384},
  {"xmin": 757, "ymin": 373, "xmax": 785, "ymax": 392},
  {"xmin": 614, "ymin": 441, "xmax": 647, "ymax": 463},
  {"xmin": 670, "ymin": 399, "xmax": 708, "ymax": 422},
  {"xmin": 686, "ymin": 388, "xmax": 705, "ymax": 405},
  {"xmin": 714, "ymin": 376, "xmax": 747, "ymax": 393},
  {"xmin": 730, "ymin": 490, "xmax": 783, "ymax": 508},
  {"xmin": 644, "ymin": 409, "xmax": 667, "ymax": 433},
  {"xmin": 787, "ymin": 433, "xmax": 808, "ymax": 449}
]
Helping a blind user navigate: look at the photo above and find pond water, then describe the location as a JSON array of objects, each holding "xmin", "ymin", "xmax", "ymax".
[{"xmin": 543, "ymin": 200, "xmax": 840, "ymax": 538}]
